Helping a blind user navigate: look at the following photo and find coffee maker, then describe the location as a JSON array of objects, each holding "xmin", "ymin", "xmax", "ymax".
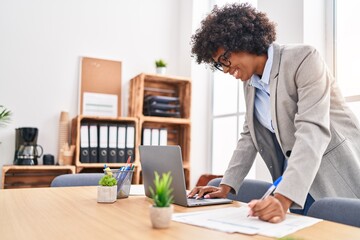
[{"xmin": 14, "ymin": 127, "xmax": 43, "ymax": 165}]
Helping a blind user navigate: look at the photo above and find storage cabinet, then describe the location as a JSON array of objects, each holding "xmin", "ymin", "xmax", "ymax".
[
  {"xmin": 2, "ymin": 165, "xmax": 75, "ymax": 189},
  {"xmin": 128, "ymin": 73, "xmax": 191, "ymax": 188},
  {"xmin": 128, "ymin": 73, "xmax": 191, "ymax": 119},
  {"xmin": 71, "ymin": 115, "xmax": 140, "ymax": 184}
]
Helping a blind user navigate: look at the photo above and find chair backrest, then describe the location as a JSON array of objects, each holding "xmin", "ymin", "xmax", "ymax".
[
  {"xmin": 307, "ymin": 197, "xmax": 360, "ymax": 227},
  {"xmin": 207, "ymin": 178, "xmax": 272, "ymax": 203},
  {"xmin": 51, "ymin": 173, "xmax": 103, "ymax": 187}
]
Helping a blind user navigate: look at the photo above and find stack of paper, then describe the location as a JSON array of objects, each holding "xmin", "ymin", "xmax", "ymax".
[{"xmin": 172, "ymin": 207, "xmax": 322, "ymax": 238}]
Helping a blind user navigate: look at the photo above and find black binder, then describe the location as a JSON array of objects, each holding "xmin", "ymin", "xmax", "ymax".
[
  {"xmin": 159, "ymin": 128, "xmax": 168, "ymax": 146},
  {"xmin": 125, "ymin": 124, "xmax": 135, "ymax": 163},
  {"xmin": 80, "ymin": 123, "xmax": 90, "ymax": 163},
  {"xmin": 151, "ymin": 128, "xmax": 159, "ymax": 145},
  {"xmin": 98, "ymin": 124, "xmax": 108, "ymax": 163},
  {"xmin": 89, "ymin": 123, "xmax": 98, "ymax": 163},
  {"xmin": 117, "ymin": 124, "xmax": 126, "ymax": 163},
  {"xmin": 108, "ymin": 124, "xmax": 117, "ymax": 163},
  {"xmin": 142, "ymin": 128, "xmax": 151, "ymax": 145}
]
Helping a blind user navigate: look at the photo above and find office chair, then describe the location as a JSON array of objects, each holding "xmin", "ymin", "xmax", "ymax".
[
  {"xmin": 207, "ymin": 178, "xmax": 272, "ymax": 203},
  {"xmin": 51, "ymin": 173, "xmax": 103, "ymax": 187},
  {"xmin": 307, "ymin": 197, "xmax": 360, "ymax": 227}
]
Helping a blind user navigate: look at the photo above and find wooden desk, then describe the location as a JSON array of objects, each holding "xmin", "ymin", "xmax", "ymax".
[{"xmin": 0, "ymin": 186, "xmax": 359, "ymax": 240}]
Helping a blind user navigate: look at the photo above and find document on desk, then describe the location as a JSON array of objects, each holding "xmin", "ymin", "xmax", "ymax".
[
  {"xmin": 172, "ymin": 206, "xmax": 322, "ymax": 238},
  {"xmin": 129, "ymin": 184, "xmax": 145, "ymax": 196}
]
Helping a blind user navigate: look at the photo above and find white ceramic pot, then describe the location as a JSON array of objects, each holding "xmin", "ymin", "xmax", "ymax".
[
  {"xmin": 149, "ymin": 204, "xmax": 174, "ymax": 229},
  {"xmin": 97, "ymin": 185, "xmax": 117, "ymax": 203},
  {"xmin": 156, "ymin": 67, "xmax": 166, "ymax": 74}
]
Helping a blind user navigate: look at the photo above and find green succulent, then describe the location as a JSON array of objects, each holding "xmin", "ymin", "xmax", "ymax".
[
  {"xmin": 99, "ymin": 174, "xmax": 117, "ymax": 187},
  {"xmin": 155, "ymin": 59, "xmax": 167, "ymax": 68},
  {"xmin": 0, "ymin": 105, "xmax": 12, "ymax": 127},
  {"xmin": 149, "ymin": 171, "xmax": 174, "ymax": 207}
]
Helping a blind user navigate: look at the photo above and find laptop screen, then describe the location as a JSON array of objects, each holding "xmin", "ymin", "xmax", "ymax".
[{"xmin": 139, "ymin": 145, "xmax": 190, "ymax": 206}]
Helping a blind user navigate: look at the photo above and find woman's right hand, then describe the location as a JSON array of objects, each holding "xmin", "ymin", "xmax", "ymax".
[{"xmin": 187, "ymin": 184, "xmax": 231, "ymax": 199}]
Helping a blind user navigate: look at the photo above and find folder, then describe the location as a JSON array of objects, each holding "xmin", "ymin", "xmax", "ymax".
[
  {"xmin": 159, "ymin": 128, "xmax": 168, "ymax": 146},
  {"xmin": 126, "ymin": 124, "xmax": 135, "ymax": 163},
  {"xmin": 151, "ymin": 128, "xmax": 159, "ymax": 145},
  {"xmin": 80, "ymin": 123, "xmax": 90, "ymax": 163},
  {"xmin": 89, "ymin": 123, "xmax": 98, "ymax": 163},
  {"xmin": 143, "ymin": 95, "xmax": 181, "ymax": 117},
  {"xmin": 98, "ymin": 124, "xmax": 108, "ymax": 163},
  {"xmin": 142, "ymin": 128, "xmax": 151, "ymax": 145},
  {"xmin": 108, "ymin": 124, "xmax": 117, "ymax": 163},
  {"xmin": 117, "ymin": 124, "xmax": 126, "ymax": 163}
]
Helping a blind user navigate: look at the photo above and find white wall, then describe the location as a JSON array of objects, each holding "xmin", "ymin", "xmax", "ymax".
[
  {"xmin": 258, "ymin": 0, "xmax": 304, "ymax": 44},
  {"xmin": 0, "ymin": 0, "xmax": 195, "ymax": 183}
]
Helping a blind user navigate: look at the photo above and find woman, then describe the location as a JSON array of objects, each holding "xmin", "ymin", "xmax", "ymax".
[{"xmin": 188, "ymin": 3, "xmax": 360, "ymax": 223}]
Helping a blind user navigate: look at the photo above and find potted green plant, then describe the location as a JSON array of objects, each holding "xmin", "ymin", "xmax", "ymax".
[
  {"xmin": 155, "ymin": 59, "xmax": 167, "ymax": 74},
  {"xmin": 97, "ymin": 167, "xmax": 118, "ymax": 203},
  {"xmin": 0, "ymin": 105, "xmax": 12, "ymax": 127},
  {"xmin": 149, "ymin": 171, "xmax": 174, "ymax": 228}
]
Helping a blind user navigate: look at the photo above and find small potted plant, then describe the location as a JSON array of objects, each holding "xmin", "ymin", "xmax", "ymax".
[
  {"xmin": 149, "ymin": 171, "xmax": 174, "ymax": 229},
  {"xmin": 155, "ymin": 59, "xmax": 167, "ymax": 74},
  {"xmin": 97, "ymin": 167, "xmax": 117, "ymax": 203}
]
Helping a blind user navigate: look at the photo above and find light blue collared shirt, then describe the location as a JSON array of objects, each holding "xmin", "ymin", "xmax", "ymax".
[{"xmin": 249, "ymin": 45, "xmax": 274, "ymax": 133}]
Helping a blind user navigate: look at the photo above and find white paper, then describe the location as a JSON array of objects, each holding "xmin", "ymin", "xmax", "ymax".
[
  {"xmin": 83, "ymin": 92, "xmax": 118, "ymax": 117},
  {"xmin": 172, "ymin": 207, "xmax": 322, "ymax": 238},
  {"xmin": 130, "ymin": 184, "xmax": 145, "ymax": 196}
]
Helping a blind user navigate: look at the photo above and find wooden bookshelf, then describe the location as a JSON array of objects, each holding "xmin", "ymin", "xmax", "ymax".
[
  {"xmin": 128, "ymin": 73, "xmax": 192, "ymax": 188},
  {"xmin": 128, "ymin": 73, "xmax": 191, "ymax": 119},
  {"xmin": 71, "ymin": 115, "xmax": 141, "ymax": 184}
]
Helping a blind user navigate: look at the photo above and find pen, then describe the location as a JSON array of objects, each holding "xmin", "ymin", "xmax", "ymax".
[
  {"xmin": 247, "ymin": 176, "xmax": 282, "ymax": 217},
  {"xmin": 260, "ymin": 176, "xmax": 282, "ymax": 200}
]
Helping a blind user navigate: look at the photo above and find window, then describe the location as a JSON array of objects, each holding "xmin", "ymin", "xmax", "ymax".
[
  {"xmin": 211, "ymin": 71, "xmax": 246, "ymax": 175},
  {"xmin": 334, "ymin": 0, "xmax": 360, "ymax": 116}
]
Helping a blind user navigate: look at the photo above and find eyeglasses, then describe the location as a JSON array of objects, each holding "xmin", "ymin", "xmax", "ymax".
[{"xmin": 213, "ymin": 50, "xmax": 231, "ymax": 72}]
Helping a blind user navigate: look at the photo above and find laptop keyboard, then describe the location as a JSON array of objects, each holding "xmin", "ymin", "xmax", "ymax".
[
  {"xmin": 187, "ymin": 198, "xmax": 208, "ymax": 204},
  {"xmin": 187, "ymin": 197, "xmax": 231, "ymax": 205},
  {"xmin": 187, "ymin": 194, "xmax": 210, "ymax": 203}
]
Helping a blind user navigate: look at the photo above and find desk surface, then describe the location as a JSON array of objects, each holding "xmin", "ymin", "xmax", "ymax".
[{"xmin": 0, "ymin": 186, "xmax": 359, "ymax": 240}]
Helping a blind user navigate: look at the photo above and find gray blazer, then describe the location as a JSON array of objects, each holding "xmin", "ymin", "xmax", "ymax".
[{"xmin": 221, "ymin": 43, "xmax": 360, "ymax": 208}]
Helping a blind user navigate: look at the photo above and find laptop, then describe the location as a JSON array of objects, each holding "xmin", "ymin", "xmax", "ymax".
[{"xmin": 139, "ymin": 145, "xmax": 232, "ymax": 207}]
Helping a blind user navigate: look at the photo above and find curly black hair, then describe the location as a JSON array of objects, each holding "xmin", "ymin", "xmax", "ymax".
[{"xmin": 191, "ymin": 3, "xmax": 276, "ymax": 68}]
